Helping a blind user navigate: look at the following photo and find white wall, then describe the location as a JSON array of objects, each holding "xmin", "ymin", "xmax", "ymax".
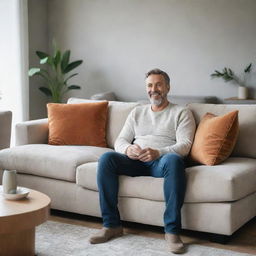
[
  {"xmin": 0, "ymin": 0, "xmax": 29, "ymax": 144},
  {"xmin": 29, "ymin": 0, "xmax": 256, "ymax": 117}
]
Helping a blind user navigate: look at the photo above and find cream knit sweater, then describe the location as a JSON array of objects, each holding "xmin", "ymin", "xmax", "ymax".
[{"xmin": 114, "ymin": 103, "xmax": 196, "ymax": 157}]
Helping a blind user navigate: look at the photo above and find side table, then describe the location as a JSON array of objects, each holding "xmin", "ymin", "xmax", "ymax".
[{"xmin": 0, "ymin": 187, "xmax": 51, "ymax": 256}]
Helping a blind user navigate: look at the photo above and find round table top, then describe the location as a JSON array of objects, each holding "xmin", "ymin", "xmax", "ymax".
[{"xmin": 0, "ymin": 187, "xmax": 51, "ymax": 234}]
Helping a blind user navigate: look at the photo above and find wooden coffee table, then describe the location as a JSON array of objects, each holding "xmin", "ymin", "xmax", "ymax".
[{"xmin": 0, "ymin": 187, "xmax": 51, "ymax": 256}]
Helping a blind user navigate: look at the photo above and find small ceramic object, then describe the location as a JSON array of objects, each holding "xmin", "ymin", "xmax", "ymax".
[
  {"xmin": 238, "ymin": 86, "xmax": 248, "ymax": 99},
  {"xmin": 2, "ymin": 170, "xmax": 17, "ymax": 194},
  {"xmin": 3, "ymin": 186, "xmax": 30, "ymax": 200}
]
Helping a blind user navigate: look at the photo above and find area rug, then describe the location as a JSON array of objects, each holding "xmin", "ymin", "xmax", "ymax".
[{"xmin": 36, "ymin": 221, "xmax": 254, "ymax": 256}]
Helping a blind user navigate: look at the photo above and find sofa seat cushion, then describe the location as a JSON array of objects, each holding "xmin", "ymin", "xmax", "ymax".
[
  {"xmin": 76, "ymin": 157, "xmax": 256, "ymax": 203},
  {"xmin": 0, "ymin": 144, "xmax": 113, "ymax": 182}
]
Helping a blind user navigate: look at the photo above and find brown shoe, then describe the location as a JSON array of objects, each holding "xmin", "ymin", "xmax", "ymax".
[
  {"xmin": 165, "ymin": 233, "xmax": 185, "ymax": 254},
  {"xmin": 89, "ymin": 226, "xmax": 123, "ymax": 244}
]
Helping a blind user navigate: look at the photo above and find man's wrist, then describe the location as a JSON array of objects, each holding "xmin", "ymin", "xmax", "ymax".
[{"xmin": 124, "ymin": 145, "xmax": 131, "ymax": 155}]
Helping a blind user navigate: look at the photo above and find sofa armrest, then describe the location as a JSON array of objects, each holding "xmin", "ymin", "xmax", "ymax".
[
  {"xmin": 0, "ymin": 110, "xmax": 12, "ymax": 149},
  {"xmin": 16, "ymin": 118, "xmax": 49, "ymax": 146}
]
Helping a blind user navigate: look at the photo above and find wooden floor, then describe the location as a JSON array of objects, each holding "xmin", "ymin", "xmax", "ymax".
[{"xmin": 49, "ymin": 210, "xmax": 256, "ymax": 255}]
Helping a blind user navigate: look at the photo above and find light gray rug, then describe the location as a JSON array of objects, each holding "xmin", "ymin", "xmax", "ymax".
[{"xmin": 36, "ymin": 221, "xmax": 254, "ymax": 256}]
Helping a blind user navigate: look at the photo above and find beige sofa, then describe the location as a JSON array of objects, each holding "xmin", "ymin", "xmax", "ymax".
[{"xmin": 0, "ymin": 99, "xmax": 255, "ymax": 242}]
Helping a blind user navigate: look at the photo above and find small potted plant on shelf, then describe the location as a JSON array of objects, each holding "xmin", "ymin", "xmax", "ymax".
[
  {"xmin": 28, "ymin": 43, "xmax": 83, "ymax": 103},
  {"xmin": 211, "ymin": 63, "xmax": 253, "ymax": 99}
]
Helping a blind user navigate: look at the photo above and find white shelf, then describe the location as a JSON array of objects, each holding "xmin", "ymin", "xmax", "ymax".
[{"xmin": 223, "ymin": 97, "xmax": 256, "ymax": 104}]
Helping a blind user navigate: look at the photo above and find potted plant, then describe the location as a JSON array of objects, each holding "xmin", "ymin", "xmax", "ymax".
[
  {"xmin": 211, "ymin": 63, "xmax": 252, "ymax": 99},
  {"xmin": 28, "ymin": 44, "xmax": 83, "ymax": 103}
]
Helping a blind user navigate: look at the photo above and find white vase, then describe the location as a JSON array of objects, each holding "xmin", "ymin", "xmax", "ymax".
[
  {"xmin": 2, "ymin": 170, "xmax": 17, "ymax": 194},
  {"xmin": 238, "ymin": 86, "xmax": 248, "ymax": 99}
]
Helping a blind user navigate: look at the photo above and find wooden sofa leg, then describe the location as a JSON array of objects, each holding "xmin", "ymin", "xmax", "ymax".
[{"xmin": 209, "ymin": 233, "xmax": 231, "ymax": 244}]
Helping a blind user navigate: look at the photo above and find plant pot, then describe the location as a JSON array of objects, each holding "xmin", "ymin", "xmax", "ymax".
[{"xmin": 238, "ymin": 86, "xmax": 248, "ymax": 99}]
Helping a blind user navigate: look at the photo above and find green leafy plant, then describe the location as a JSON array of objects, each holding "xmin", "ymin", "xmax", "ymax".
[
  {"xmin": 28, "ymin": 44, "xmax": 83, "ymax": 103},
  {"xmin": 211, "ymin": 63, "xmax": 252, "ymax": 87}
]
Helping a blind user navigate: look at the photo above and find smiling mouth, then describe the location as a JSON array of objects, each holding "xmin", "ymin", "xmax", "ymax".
[{"xmin": 150, "ymin": 92, "xmax": 161, "ymax": 97}]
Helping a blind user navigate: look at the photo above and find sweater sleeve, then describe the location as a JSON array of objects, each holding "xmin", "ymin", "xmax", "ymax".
[
  {"xmin": 114, "ymin": 109, "xmax": 136, "ymax": 154},
  {"xmin": 157, "ymin": 108, "xmax": 196, "ymax": 157}
]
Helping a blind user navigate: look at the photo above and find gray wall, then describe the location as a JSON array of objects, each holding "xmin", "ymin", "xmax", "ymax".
[
  {"xmin": 29, "ymin": 0, "xmax": 256, "ymax": 118},
  {"xmin": 28, "ymin": 0, "xmax": 48, "ymax": 119}
]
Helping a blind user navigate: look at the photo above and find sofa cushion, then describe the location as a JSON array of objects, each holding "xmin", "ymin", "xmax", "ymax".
[
  {"xmin": 48, "ymin": 102, "xmax": 108, "ymax": 147},
  {"xmin": 67, "ymin": 98, "xmax": 140, "ymax": 148},
  {"xmin": 190, "ymin": 110, "xmax": 239, "ymax": 165},
  {"xmin": 90, "ymin": 91, "xmax": 117, "ymax": 101},
  {"xmin": 0, "ymin": 144, "xmax": 114, "ymax": 182},
  {"xmin": 188, "ymin": 103, "xmax": 256, "ymax": 159},
  {"xmin": 76, "ymin": 157, "xmax": 256, "ymax": 203}
]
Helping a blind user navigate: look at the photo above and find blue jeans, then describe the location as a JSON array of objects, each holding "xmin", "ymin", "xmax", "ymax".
[{"xmin": 97, "ymin": 151, "xmax": 186, "ymax": 234}]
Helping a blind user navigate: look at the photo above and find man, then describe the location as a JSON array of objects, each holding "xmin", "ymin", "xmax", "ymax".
[{"xmin": 89, "ymin": 68, "xmax": 196, "ymax": 254}]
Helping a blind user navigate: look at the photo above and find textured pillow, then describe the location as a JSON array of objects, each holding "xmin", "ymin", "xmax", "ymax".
[
  {"xmin": 47, "ymin": 102, "xmax": 108, "ymax": 147},
  {"xmin": 190, "ymin": 110, "xmax": 239, "ymax": 165}
]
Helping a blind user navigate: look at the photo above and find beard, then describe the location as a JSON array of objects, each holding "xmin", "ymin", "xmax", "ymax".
[
  {"xmin": 148, "ymin": 92, "xmax": 167, "ymax": 106},
  {"xmin": 149, "ymin": 98, "xmax": 163, "ymax": 106}
]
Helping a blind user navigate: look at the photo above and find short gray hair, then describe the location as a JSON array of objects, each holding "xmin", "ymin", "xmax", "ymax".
[{"xmin": 145, "ymin": 68, "xmax": 170, "ymax": 85}]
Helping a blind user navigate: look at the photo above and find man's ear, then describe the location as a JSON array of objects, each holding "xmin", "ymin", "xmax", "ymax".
[{"xmin": 167, "ymin": 84, "xmax": 170, "ymax": 93}]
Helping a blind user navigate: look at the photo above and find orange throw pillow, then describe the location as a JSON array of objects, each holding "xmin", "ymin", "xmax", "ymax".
[
  {"xmin": 47, "ymin": 102, "xmax": 108, "ymax": 147},
  {"xmin": 190, "ymin": 110, "xmax": 239, "ymax": 166}
]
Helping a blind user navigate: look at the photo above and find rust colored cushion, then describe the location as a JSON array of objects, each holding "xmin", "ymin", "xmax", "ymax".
[
  {"xmin": 190, "ymin": 110, "xmax": 239, "ymax": 165},
  {"xmin": 47, "ymin": 102, "xmax": 108, "ymax": 147}
]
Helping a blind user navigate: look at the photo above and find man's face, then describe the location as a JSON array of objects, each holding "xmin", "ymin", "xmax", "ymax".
[{"xmin": 146, "ymin": 74, "xmax": 170, "ymax": 106}]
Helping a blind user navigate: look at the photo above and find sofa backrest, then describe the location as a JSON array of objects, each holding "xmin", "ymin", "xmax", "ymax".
[
  {"xmin": 68, "ymin": 98, "xmax": 140, "ymax": 148},
  {"xmin": 188, "ymin": 103, "xmax": 256, "ymax": 158}
]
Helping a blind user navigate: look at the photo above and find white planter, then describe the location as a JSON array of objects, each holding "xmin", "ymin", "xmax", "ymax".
[
  {"xmin": 238, "ymin": 86, "xmax": 248, "ymax": 99},
  {"xmin": 2, "ymin": 170, "xmax": 17, "ymax": 194}
]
